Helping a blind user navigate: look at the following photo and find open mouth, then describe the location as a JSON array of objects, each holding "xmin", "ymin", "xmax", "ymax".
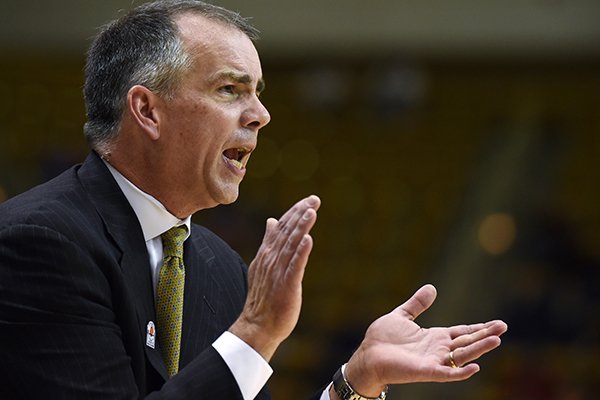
[{"xmin": 223, "ymin": 147, "xmax": 251, "ymax": 170}]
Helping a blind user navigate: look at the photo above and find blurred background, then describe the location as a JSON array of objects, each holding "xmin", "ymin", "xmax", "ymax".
[{"xmin": 1, "ymin": 0, "xmax": 599, "ymax": 398}]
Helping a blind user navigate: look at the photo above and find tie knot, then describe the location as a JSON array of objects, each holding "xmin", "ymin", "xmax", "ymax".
[{"xmin": 161, "ymin": 225, "xmax": 187, "ymax": 259}]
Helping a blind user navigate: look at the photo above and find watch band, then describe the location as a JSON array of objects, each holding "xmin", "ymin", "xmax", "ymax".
[{"xmin": 332, "ymin": 363, "xmax": 387, "ymax": 400}]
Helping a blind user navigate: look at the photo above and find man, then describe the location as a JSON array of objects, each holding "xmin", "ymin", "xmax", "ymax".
[{"xmin": 0, "ymin": 1, "xmax": 507, "ymax": 399}]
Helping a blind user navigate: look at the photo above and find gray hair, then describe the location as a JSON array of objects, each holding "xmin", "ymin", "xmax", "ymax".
[{"xmin": 83, "ymin": 0, "xmax": 259, "ymax": 151}]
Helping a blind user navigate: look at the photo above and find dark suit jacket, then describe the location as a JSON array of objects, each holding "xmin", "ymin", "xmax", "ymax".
[{"xmin": 0, "ymin": 152, "xmax": 271, "ymax": 399}]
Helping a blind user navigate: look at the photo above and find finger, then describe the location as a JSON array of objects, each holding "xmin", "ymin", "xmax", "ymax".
[
  {"xmin": 451, "ymin": 327, "xmax": 494, "ymax": 349},
  {"xmin": 271, "ymin": 196, "xmax": 320, "ymax": 252},
  {"xmin": 286, "ymin": 234, "xmax": 314, "ymax": 285},
  {"xmin": 257, "ymin": 195, "xmax": 319, "ymax": 253},
  {"xmin": 487, "ymin": 320, "xmax": 508, "ymax": 336},
  {"xmin": 278, "ymin": 208, "xmax": 318, "ymax": 267},
  {"xmin": 450, "ymin": 320, "xmax": 507, "ymax": 348},
  {"xmin": 260, "ymin": 217, "xmax": 279, "ymax": 248},
  {"xmin": 253, "ymin": 218, "xmax": 279, "ymax": 265},
  {"xmin": 448, "ymin": 323, "xmax": 484, "ymax": 339},
  {"xmin": 394, "ymin": 284, "xmax": 437, "ymax": 320},
  {"xmin": 249, "ymin": 218, "xmax": 280, "ymax": 281},
  {"xmin": 251, "ymin": 198, "xmax": 319, "ymax": 283},
  {"xmin": 431, "ymin": 363, "xmax": 480, "ymax": 382},
  {"xmin": 448, "ymin": 320, "xmax": 508, "ymax": 340},
  {"xmin": 451, "ymin": 336, "xmax": 502, "ymax": 367},
  {"xmin": 276, "ymin": 195, "xmax": 321, "ymax": 234}
]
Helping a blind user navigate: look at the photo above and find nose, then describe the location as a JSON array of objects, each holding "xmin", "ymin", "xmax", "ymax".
[{"xmin": 242, "ymin": 97, "xmax": 271, "ymax": 131}]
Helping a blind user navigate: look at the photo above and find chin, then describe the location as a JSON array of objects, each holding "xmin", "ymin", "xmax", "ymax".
[
  {"xmin": 220, "ymin": 194, "xmax": 239, "ymax": 205},
  {"xmin": 214, "ymin": 187, "xmax": 240, "ymax": 206}
]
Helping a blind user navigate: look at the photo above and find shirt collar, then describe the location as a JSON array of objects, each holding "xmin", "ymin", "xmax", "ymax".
[{"xmin": 103, "ymin": 161, "xmax": 191, "ymax": 242}]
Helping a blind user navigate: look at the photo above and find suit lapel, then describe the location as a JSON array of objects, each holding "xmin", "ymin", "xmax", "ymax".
[{"xmin": 77, "ymin": 152, "xmax": 168, "ymax": 380}]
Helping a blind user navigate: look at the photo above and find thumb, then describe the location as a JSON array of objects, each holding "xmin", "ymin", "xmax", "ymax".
[
  {"xmin": 395, "ymin": 284, "xmax": 437, "ymax": 321},
  {"xmin": 261, "ymin": 217, "xmax": 278, "ymax": 243}
]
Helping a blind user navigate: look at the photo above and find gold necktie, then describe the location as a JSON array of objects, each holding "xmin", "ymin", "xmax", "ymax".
[{"xmin": 156, "ymin": 225, "xmax": 187, "ymax": 377}]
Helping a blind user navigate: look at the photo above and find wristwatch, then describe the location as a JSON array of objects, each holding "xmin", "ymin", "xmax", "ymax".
[{"xmin": 332, "ymin": 363, "xmax": 388, "ymax": 400}]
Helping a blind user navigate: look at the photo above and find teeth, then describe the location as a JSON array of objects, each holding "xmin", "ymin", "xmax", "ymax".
[
  {"xmin": 223, "ymin": 147, "xmax": 250, "ymax": 170},
  {"xmin": 223, "ymin": 154, "xmax": 244, "ymax": 169},
  {"xmin": 229, "ymin": 158, "xmax": 243, "ymax": 169}
]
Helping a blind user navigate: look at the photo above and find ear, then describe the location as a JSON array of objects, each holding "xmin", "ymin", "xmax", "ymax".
[{"xmin": 127, "ymin": 85, "xmax": 163, "ymax": 141}]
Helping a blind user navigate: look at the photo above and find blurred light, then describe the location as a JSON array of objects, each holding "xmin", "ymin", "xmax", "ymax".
[
  {"xmin": 478, "ymin": 212, "xmax": 517, "ymax": 255},
  {"xmin": 366, "ymin": 62, "xmax": 428, "ymax": 117},
  {"xmin": 279, "ymin": 139, "xmax": 320, "ymax": 181},
  {"xmin": 294, "ymin": 66, "xmax": 350, "ymax": 111}
]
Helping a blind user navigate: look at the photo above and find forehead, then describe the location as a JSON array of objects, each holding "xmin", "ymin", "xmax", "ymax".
[{"xmin": 174, "ymin": 13, "xmax": 263, "ymax": 81}]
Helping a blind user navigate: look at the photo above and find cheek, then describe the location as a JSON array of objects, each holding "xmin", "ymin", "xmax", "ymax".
[{"xmin": 168, "ymin": 100, "xmax": 237, "ymax": 161}]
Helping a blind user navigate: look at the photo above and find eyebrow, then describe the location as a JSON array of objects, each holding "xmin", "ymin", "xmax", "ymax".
[{"xmin": 215, "ymin": 70, "xmax": 266, "ymax": 93}]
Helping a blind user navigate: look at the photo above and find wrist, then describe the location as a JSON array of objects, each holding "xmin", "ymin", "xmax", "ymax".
[
  {"xmin": 345, "ymin": 354, "xmax": 386, "ymax": 398},
  {"xmin": 333, "ymin": 363, "xmax": 388, "ymax": 400},
  {"xmin": 229, "ymin": 318, "xmax": 281, "ymax": 362}
]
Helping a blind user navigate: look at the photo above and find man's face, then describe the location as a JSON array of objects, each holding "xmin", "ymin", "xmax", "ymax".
[{"xmin": 158, "ymin": 14, "xmax": 270, "ymax": 212}]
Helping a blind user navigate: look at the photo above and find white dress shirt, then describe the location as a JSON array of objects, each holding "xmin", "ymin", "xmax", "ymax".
[{"xmin": 104, "ymin": 162, "xmax": 272, "ymax": 400}]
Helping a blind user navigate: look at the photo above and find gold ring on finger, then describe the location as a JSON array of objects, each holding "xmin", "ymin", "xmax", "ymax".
[{"xmin": 448, "ymin": 350, "xmax": 459, "ymax": 368}]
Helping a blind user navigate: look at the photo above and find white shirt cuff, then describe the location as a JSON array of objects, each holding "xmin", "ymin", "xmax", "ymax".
[
  {"xmin": 212, "ymin": 331, "xmax": 273, "ymax": 400},
  {"xmin": 319, "ymin": 382, "xmax": 333, "ymax": 400}
]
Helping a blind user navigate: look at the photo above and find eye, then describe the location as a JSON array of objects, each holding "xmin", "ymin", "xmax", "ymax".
[{"xmin": 219, "ymin": 85, "xmax": 236, "ymax": 95}]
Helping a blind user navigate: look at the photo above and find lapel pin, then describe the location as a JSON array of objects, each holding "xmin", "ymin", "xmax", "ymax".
[{"xmin": 146, "ymin": 321, "xmax": 156, "ymax": 349}]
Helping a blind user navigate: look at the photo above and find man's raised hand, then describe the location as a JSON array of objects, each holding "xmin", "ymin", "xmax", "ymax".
[{"xmin": 230, "ymin": 195, "xmax": 320, "ymax": 361}]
